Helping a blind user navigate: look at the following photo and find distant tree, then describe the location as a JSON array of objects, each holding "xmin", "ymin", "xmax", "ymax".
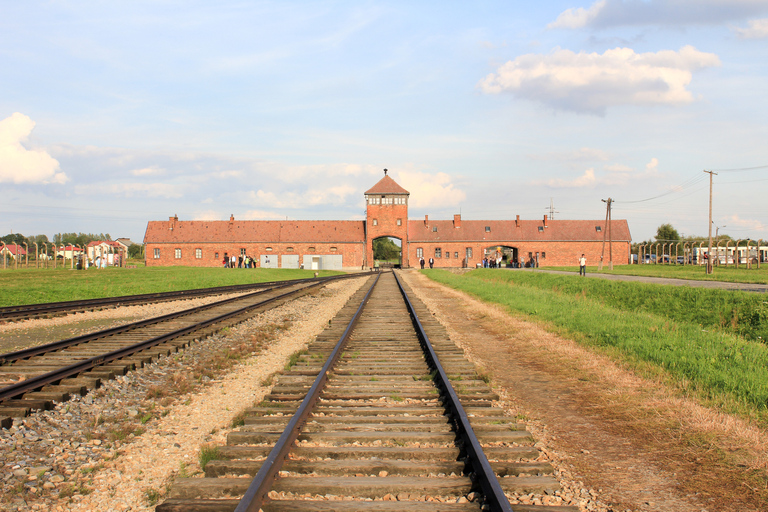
[
  {"xmin": 26, "ymin": 234, "xmax": 49, "ymax": 247},
  {"xmin": 54, "ymin": 232, "xmax": 111, "ymax": 247},
  {"xmin": 373, "ymin": 237, "xmax": 401, "ymax": 261},
  {"xmin": 1, "ymin": 233, "xmax": 26, "ymax": 246},
  {"xmin": 128, "ymin": 244, "xmax": 143, "ymax": 259},
  {"xmin": 655, "ymin": 224, "xmax": 680, "ymax": 242}
]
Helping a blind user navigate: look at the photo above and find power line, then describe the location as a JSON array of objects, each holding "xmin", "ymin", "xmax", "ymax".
[{"xmin": 709, "ymin": 164, "xmax": 768, "ymax": 172}]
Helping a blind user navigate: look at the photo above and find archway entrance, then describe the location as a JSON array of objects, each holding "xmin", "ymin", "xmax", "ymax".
[
  {"xmin": 373, "ymin": 236, "xmax": 402, "ymax": 269},
  {"xmin": 482, "ymin": 245, "xmax": 519, "ymax": 268}
]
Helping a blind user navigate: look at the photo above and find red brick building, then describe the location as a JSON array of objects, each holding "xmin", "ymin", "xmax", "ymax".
[{"xmin": 143, "ymin": 171, "xmax": 631, "ymax": 269}]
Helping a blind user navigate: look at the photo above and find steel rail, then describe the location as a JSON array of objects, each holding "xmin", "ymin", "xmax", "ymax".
[
  {"xmin": 0, "ymin": 274, "xmax": 360, "ymax": 364},
  {"xmin": 0, "ymin": 276, "xmax": 349, "ymax": 402},
  {"xmin": 234, "ymin": 272, "xmax": 381, "ymax": 512},
  {"xmin": 393, "ymin": 270, "xmax": 514, "ymax": 512},
  {"xmin": 1, "ymin": 284, "xmax": 288, "ymax": 364},
  {"xmin": 0, "ymin": 274, "xmax": 349, "ymax": 321}
]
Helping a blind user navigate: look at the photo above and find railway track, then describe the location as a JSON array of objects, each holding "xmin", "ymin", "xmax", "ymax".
[
  {"xmin": 0, "ymin": 274, "xmax": 361, "ymax": 429},
  {"xmin": 158, "ymin": 271, "xmax": 576, "ymax": 512},
  {"xmin": 0, "ymin": 276, "xmax": 337, "ymax": 324}
]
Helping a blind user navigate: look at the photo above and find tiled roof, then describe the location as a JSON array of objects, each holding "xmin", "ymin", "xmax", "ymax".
[
  {"xmin": 144, "ymin": 219, "xmax": 366, "ymax": 244},
  {"xmin": 1, "ymin": 244, "xmax": 27, "ymax": 255},
  {"xmin": 364, "ymin": 174, "xmax": 409, "ymax": 195},
  {"xmin": 87, "ymin": 240, "xmax": 122, "ymax": 248},
  {"xmin": 408, "ymin": 218, "xmax": 631, "ymax": 243}
]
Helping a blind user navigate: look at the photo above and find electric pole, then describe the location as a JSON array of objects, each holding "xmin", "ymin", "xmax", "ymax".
[
  {"xmin": 599, "ymin": 198, "xmax": 613, "ymax": 270},
  {"xmin": 704, "ymin": 170, "xmax": 717, "ymax": 274}
]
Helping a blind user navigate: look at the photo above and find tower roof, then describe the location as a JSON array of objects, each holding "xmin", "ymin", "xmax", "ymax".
[{"xmin": 365, "ymin": 170, "xmax": 409, "ymax": 195}]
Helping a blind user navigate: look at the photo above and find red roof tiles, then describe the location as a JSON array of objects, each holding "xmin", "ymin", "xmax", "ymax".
[
  {"xmin": 364, "ymin": 174, "xmax": 410, "ymax": 195},
  {"xmin": 144, "ymin": 220, "xmax": 365, "ymax": 244}
]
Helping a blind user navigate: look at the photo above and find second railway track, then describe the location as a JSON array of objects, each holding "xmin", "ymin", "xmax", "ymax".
[
  {"xmin": 158, "ymin": 271, "xmax": 577, "ymax": 512},
  {"xmin": 0, "ymin": 275, "xmax": 360, "ymax": 428}
]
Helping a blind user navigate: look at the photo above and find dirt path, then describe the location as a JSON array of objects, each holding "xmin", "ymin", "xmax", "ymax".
[{"xmin": 400, "ymin": 270, "xmax": 768, "ymax": 512}]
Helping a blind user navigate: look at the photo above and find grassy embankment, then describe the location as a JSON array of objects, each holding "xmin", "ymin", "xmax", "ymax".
[
  {"xmin": 0, "ymin": 266, "xmax": 343, "ymax": 307},
  {"xmin": 545, "ymin": 263, "xmax": 768, "ymax": 284},
  {"xmin": 423, "ymin": 269, "xmax": 768, "ymax": 425}
]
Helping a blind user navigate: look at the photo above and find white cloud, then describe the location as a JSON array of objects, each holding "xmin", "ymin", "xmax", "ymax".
[
  {"xmin": 242, "ymin": 209, "xmax": 286, "ymax": 220},
  {"xmin": 247, "ymin": 184, "xmax": 358, "ymax": 210},
  {"xmin": 393, "ymin": 171, "xmax": 466, "ymax": 208},
  {"xmin": 548, "ymin": 0, "xmax": 606, "ymax": 29},
  {"xmin": 534, "ymin": 157, "xmax": 660, "ymax": 188},
  {"xmin": 74, "ymin": 182, "xmax": 185, "ymax": 198},
  {"xmin": 529, "ymin": 147, "xmax": 611, "ymax": 162},
  {"xmin": 478, "ymin": 46, "xmax": 720, "ymax": 115},
  {"xmin": 733, "ymin": 18, "xmax": 768, "ymax": 38},
  {"xmin": 192, "ymin": 210, "xmax": 222, "ymax": 220},
  {"xmin": 131, "ymin": 166, "xmax": 164, "ymax": 176},
  {"xmin": 0, "ymin": 112, "xmax": 67, "ymax": 184},
  {"xmin": 268, "ymin": 163, "xmax": 379, "ymax": 184},
  {"xmin": 543, "ymin": 168, "xmax": 597, "ymax": 188},
  {"xmin": 549, "ymin": 0, "xmax": 768, "ymax": 29},
  {"xmin": 726, "ymin": 214, "xmax": 766, "ymax": 232}
]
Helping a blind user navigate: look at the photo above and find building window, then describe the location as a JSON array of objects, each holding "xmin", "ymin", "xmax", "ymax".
[
  {"xmin": 454, "ymin": 252, "xmax": 459, "ymax": 259},
  {"xmin": 432, "ymin": 226, "xmax": 438, "ymax": 232},
  {"xmin": 445, "ymin": 251, "xmax": 450, "ymax": 259},
  {"xmin": 542, "ymin": 252, "xmax": 546, "ymax": 258},
  {"xmin": 373, "ymin": 219, "xmax": 378, "ymax": 226},
  {"xmin": 153, "ymin": 248, "xmax": 160, "ymax": 259},
  {"xmin": 174, "ymin": 248, "xmax": 181, "ymax": 259},
  {"xmin": 596, "ymin": 226, "xmax": 602, "ymax": 232},
  {"xmin": 466, "ymin": 247, "xmax": 473, "ymax": 259},
  {"xmin": 330, "ymin": 247, "xmax": 337, "ymax": 252},
  {"xmin": 309, "ymin": 247, "xmax": 316, "ymax": 252},
  {"xmin": 397, "ymin": 218, "xmax": 402, "ymax": 226},
  {"xmin": 195, "ymin": 248, "xmax": 202, "ymax": 259},
  {"xmin": 240, "ymin": 248, "xmax": 246, "ymax": 256},
  {"xmin": 266, "ymin": 247, "xmax": 273, "ymax": 252},
  {"xmin": 417, "ymin": 247, "xmax": 423, "ymax": 258},
  {"xmin": 215, "ymin": 252, "xmax": 219, "ymax": 259},
  {"xmin": 435, "ymin": 248, "xmax": 442, "ymax": 258},
  {"xmin": 485, "ymin": 226, "xmax": 490, "ymax": 232},
  {"xmin": 538, "ymin": 226, "xmax": 544, "ymax": 232},
  {"xmin": 286, "ymin": 247, "xmax": 294, "ymax": 252}
]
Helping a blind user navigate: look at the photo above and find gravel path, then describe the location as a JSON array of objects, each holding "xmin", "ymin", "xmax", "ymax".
[{"xmin": 0, "ymin": 277, "xmax": 367, "ymax": 511}]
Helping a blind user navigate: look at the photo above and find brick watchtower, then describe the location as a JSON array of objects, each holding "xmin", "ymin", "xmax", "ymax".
[{"xmin": 364, "ymin": 169, "xmax": 410, "ymax": 268}]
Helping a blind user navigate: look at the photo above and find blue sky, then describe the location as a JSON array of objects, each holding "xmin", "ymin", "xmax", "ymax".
[{"xmin": 1, "ymin": 0, "xmax": 767, "ymax": 244}]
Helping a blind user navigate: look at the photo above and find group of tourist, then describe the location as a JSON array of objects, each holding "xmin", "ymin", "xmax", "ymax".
[{"xmin": 222, "ymin": 253, "xmax": 257, "ymax": 268}]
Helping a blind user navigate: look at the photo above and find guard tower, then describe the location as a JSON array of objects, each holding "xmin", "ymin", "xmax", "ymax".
[{"xmin": 365, "ymin": 169, "xmax": 410, "ymax": 268}]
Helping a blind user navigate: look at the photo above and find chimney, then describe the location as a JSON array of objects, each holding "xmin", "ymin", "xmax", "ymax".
[
  {"xmin": 453, "ymin": 214, "xmax": 461, "ymax": 228},
  {"xmin": 543, "ymin": 215, "xmax": 548, "ymax": 227},
  {"xmin": 230, "ymin": 214, "xmax": 235, "ymax": 222},
  {"xmin": 169, "ymin": 214, "xmax": 178, "ymax": 231},
  {"xmin": 424, "ymin": 214, "xmax": 429, "ymax": 227},
  {"xmin": 515, "ymin": 215, "xmax": 520, "ymax": 228}
]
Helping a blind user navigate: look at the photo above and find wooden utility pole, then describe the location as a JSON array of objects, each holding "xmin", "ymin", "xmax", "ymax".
[
  {"xmin": 599, "ymin": 198, "xmax": 613, "ymax": 270},
  {"xmin": 704, "ymin": 170, "xmax": 717, "ymax": 274}
]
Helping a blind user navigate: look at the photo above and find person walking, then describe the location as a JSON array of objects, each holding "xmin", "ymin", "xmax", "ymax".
[
  {"xmin": 579, "ymin": 254, "xmax": 587, "ymax": 276},
  {"xmin": 420, "ymin": 257, "xmax": 425, "ymax": 269},
  {"xmin": 428, "ymin": 257, "xmax": 434, "ymax": 269}
]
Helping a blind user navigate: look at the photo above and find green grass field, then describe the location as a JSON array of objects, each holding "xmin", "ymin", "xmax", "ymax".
[
  {"xmin": 423, "ymin": 268, "xmax": 768, "ymax": 425},
  {"xmin": 0, "ymin": 266, "xmax": 343, "ymax": 307},
  {"xmin": 545, "ymin": 263, "xmax": 768, "ymax": 284}
]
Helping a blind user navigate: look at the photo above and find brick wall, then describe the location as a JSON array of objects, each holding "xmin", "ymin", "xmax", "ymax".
[
  {"xmin": 407, "ymin": 241, "xmax": 631, "ymax": 268},
  {"xmin": 366, "ymin": 202, "xmax": 409, "ymax": 268},
  {"xmin": 145, "ymin": 242, "xmax": 365, "ymax": 268}
]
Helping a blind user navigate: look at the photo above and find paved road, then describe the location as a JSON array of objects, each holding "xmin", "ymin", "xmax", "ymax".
[{"xmin": 532, "ymin": 269, "xmax": 768, "ymax": 293}]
